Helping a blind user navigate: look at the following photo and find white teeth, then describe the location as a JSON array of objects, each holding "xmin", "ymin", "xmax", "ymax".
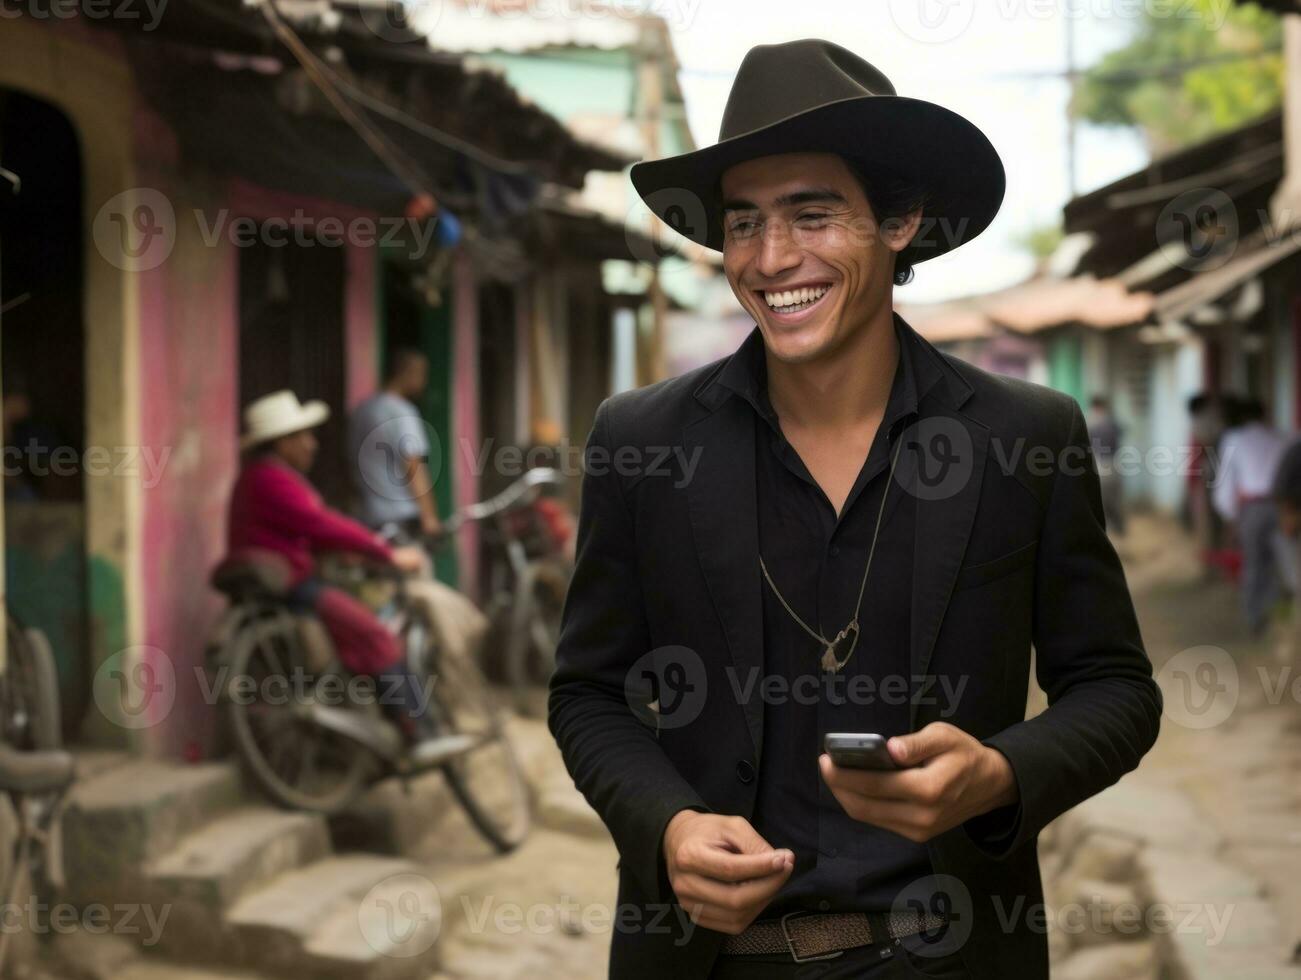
[{"xmin": 764, "ymin": 284, "xmax": 829, "ymax": 311}]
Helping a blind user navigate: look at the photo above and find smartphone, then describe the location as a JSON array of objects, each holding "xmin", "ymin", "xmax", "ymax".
[{"xmin": 823, "ymin": 732, "xmax": 899, "ymax": 771}]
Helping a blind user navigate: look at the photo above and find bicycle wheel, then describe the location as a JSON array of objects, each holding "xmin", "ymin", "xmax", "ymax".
[
  {"xmin": 224, "ymin": 615, "xmax": 375, "ymax": 814},
  {"xmin": 0, "ymin": 614, "xmax": 59, "ymax": 750},
  {"xmin": 414, "ymin": 613, "xmax": 531, "ymax": 852},
  {"xmin": 504, "ymin": 559, "xmax": 569, "ymax": 696}
]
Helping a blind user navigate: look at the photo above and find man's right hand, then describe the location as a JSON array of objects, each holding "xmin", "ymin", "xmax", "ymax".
[{"xmin": 662, "ymin": 810, "xmax": 794, "ymax": 935}]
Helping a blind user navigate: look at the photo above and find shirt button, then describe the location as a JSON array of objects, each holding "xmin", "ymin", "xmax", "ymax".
[
  {"xmin": 735, "ymin": 760, "xmax": 755, "ymax": 784},
  {"xmin": 830, "ymin": 545, "xmax": 840, "ymax": 557},
  {"xmin": 818, "ymin": 900, "xmax": 831, "ymax": 912}
]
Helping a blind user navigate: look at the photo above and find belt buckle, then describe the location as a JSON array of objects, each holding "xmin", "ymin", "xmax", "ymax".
[{"xmin": 779, "ymin": 911, "xmax": 844, "ymax": 963}]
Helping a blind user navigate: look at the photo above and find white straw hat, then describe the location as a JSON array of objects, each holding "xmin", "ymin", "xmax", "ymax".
[{"xmin": 240, "ymin": 390, "xmax": 330, "ymax": 451}]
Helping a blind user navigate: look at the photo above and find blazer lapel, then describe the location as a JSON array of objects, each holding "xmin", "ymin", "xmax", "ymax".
[
  {"xmin": 906, "ymin": 404, "xmax": 990, "ymax": 730},
  {"xmin": 684, "ymin": 395, "xmax": 765, "ymax": 761}
]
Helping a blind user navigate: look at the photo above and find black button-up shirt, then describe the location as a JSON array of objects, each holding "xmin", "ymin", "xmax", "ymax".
[{"xmin": 715, "ymin": 316, "xmax": 935, "ymax": 914}]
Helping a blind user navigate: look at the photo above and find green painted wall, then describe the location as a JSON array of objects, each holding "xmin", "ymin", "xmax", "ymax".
[
  {"xmin": 482, "ymin": 50, "xmax": 635, "ymax": 120},
  {"xmin": 1048, "ymin": 334, "xmax": 1085, "ymax": 406}
]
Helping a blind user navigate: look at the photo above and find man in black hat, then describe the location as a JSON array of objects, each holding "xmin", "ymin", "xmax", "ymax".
[{"xmin": 549, "ymin": 39, "xmax": 1160, "ymax": 980}]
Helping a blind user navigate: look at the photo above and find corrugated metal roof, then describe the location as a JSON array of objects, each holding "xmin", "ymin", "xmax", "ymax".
[{"xmin": 414, "ymin": 0, "xmax": 643, "ymax": 54}]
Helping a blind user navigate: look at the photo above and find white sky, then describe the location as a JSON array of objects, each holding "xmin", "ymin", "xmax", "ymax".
[{"xmin": 660, "ymin": 0, "xmax": 1160, "ymax": 303}]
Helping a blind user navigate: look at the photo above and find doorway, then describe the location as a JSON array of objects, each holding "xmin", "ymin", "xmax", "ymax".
[
  {"xmin": 0, "ymin": 89, "xmax": 91, "ymax": 737},
  {"xmin": 238, "ymin": 236, "xmax": 347, "ymax": 505}
]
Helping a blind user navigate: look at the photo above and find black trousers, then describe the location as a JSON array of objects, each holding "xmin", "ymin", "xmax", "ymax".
[{"xmin": 707, "ymin": 941, "xmax": 972, "ymax": 980}]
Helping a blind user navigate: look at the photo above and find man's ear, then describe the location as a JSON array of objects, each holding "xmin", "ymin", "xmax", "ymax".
[{"xmin": 882, "ymin": 207, "xmax": 924, "ymax": 253}]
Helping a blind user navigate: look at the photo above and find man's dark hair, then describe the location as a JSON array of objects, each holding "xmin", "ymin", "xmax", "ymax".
[
  {"xmin": 385, "ymin": 347, "xmax": 426, "ymax": 384},
  {"xmin": 843, "ymin": 158, "xmax": 932, "ymax": 288}
]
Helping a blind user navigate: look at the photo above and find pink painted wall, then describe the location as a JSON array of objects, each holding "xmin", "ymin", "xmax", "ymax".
[
  {"xmin": 136, "ymin": 151, "xmax": 383, "ymax": 757},
  {"xmin": 346, "ymin": 245, "xmax": 379, "ymax": 409},
  {"xmin": 135, "ymin": 106, "xmax": 241, "ymax": 757}
]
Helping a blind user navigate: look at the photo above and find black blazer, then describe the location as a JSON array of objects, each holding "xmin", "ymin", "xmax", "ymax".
[{"xmin": 548, "ymin": 316, "xmax": 1162, "ymax": 979}]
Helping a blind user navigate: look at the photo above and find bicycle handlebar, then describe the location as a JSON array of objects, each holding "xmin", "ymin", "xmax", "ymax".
[
  {"xmin": 380, "ymin": 467, "xmax": 564, "ymax": 549},
  {"xmin": 456, "ymin": 467, "xmax": 564, "ymax": 523}
]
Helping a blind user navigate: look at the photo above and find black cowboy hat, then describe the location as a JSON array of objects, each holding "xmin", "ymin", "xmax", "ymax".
[{"xmin": 630, "ymin": 39, "xmax": 1005, "ymax": 262}]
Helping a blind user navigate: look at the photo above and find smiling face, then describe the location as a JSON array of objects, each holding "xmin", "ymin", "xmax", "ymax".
[{"xmin": 720, "ymin": 152, "xmax": 919, "ymax": 366}]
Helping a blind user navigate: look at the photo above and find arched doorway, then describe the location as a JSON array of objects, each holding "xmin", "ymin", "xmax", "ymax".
[{"xmin": 0, "ymin": 89, "xmax": 91, "ymax": 738}]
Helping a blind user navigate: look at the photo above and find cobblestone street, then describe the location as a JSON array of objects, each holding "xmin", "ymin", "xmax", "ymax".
[
  {"xmin": 417, "ymin": 719, "xmax": 620, "ymax": 980},
  {"xmin": 1093, "ymin": 514, "xmax": 1301, "ymax": 977}
]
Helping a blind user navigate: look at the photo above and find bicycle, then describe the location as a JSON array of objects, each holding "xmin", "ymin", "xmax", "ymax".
[
  {"xmin": 207, "ymin": 551, "xmax": 531, "ymax": 853},
  {"xmin": 410, "ymin": 468, "xmax": 572, "ymax": 711},
  {"xmin": 0, "ymin": 612, "xmax": 74, "ymax": 975},
  {"xmin": 0, "ymin": 614, "xmax": 62, "ymax": 753}
]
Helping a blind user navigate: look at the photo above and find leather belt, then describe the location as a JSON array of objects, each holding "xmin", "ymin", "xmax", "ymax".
[{"xmin": 719, "ymin": 909, "xmax": 947, "ymax": 962}]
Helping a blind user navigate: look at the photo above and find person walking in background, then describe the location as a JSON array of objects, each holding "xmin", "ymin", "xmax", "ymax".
[
  {"xmin": 1213, "ymin": 397, "xmax": 1289, "ymax": 635},
  {"xmin": 349, "ymin": 348, "xmax": 442, "ymax": 539},
  {"xmin": 1186, "ymin": 392, "xmax": 1225, "ymax": 568},
  {"xmin": 1088, "ymin": 394, "xmax": 1125, "ymax": 536}
]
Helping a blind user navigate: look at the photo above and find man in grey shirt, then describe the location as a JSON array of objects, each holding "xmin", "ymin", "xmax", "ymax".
[{"xmin": 349, "ymin": 348, "xmax": 442, "ymax": 537}]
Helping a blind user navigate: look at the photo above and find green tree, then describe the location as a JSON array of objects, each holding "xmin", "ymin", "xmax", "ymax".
[
  {"xmin": 1013, "ymin": 223, "xmax": 1065, "ymax": 262},
  {"xmin": 1075, "ymin": 0, "xmax": 1283, "ymax": 154}
]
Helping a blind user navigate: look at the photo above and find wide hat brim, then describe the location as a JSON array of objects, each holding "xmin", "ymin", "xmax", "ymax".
[
  {"xmin": 630, "ymin": 94, "xmax": 1005, "ymax": 261},
  {"xmin": 240, "ymin": 401, "xmax": 331, "ymax": 450}
]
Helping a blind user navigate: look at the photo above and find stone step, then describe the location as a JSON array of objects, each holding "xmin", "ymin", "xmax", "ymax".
[
  {"xmin": 146, "ymin": 806, "xmax": 332, "ymax": 909},
  {"xmin": 108, "ymin": 962, "xmax": 267, "ymax": 980},
  {"xmin": 62, "ymin": 760, "xmax": 246, "ymax": 902},
  {"xmin": 225, "ymin": 854, "xmax": 442, "ymax": 980},
  {"xmin": 140, "ymin": 806, "xmax": 333, "ymax": 960}
]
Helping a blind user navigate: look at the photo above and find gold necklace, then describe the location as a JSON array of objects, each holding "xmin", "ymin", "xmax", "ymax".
[{"xmin": 758, "ymin": 437, "xmax": 903, "ymax": 673}]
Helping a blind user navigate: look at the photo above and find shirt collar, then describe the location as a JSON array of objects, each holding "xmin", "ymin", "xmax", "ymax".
[{"xmin": 717, "ymin": 314, "xmax": 921, "ymax": 443}]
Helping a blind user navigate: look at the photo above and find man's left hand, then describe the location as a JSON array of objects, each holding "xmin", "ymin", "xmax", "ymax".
[{"xmin": 819, "ymin": 722, "xmax": 1018, "ymax": 843}]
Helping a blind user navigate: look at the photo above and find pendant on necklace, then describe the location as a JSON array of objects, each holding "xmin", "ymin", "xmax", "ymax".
[{"xmin": 821, "ymin": 620, "xmax": 860, "ymax": 673}]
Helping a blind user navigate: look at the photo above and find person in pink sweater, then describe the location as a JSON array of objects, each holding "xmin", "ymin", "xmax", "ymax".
[{"xmin": 227, "ymin": 391, "xmax": 431, "ymax": 741}]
